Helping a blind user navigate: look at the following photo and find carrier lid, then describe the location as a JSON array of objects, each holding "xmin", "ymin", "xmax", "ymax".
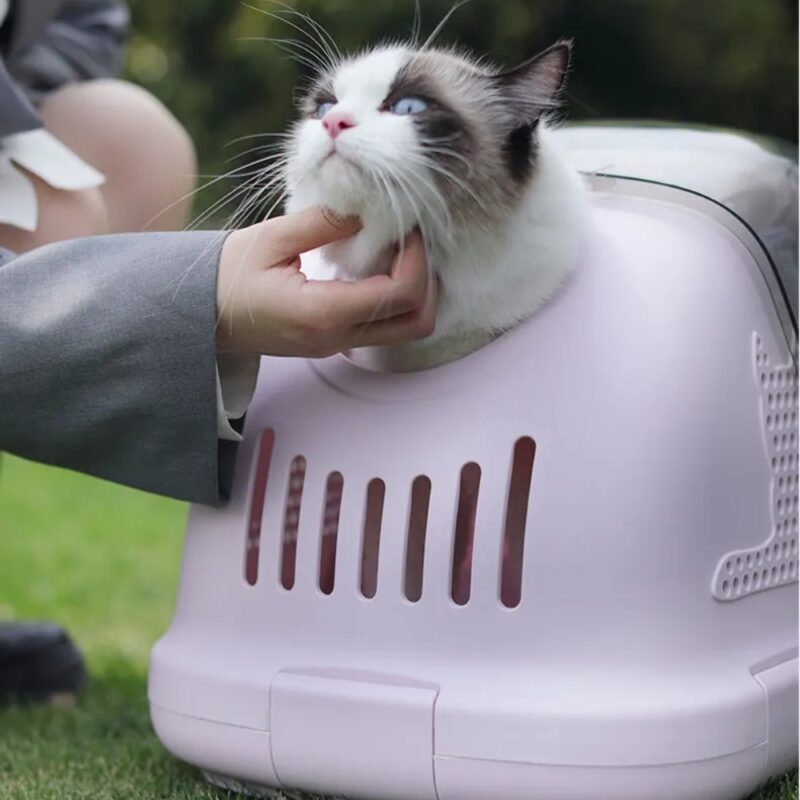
[{"xmin": 556, "ymin": 124, "xmax": 798, "ymax": 332}]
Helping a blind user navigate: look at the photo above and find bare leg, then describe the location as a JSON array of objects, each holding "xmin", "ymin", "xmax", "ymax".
[
  {"xmin": 0, "ymin": 169, "xmax": 108, "ymax": 253},
  {"xmin": 39, "ymin": 79, "xmax": 197, "ymax": 233}
]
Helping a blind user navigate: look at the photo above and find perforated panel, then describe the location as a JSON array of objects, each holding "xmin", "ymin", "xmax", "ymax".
[{"xmin": 712, "ymin": 334, "xmax": 798, "ymax": 601}]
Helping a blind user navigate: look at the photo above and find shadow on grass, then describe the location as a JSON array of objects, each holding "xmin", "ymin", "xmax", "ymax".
[{"xmin": 0, "ymin": 660, "xmax": 796, "ymax": 800}]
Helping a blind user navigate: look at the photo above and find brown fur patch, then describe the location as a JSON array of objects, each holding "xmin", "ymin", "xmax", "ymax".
[{"xmin": 295, "ymin": 42, "xmax": 571, "ymax": 227}]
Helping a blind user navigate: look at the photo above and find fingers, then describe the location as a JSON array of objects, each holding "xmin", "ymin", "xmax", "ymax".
[
  {"xmin": 387, "ymin": 230, "xmax": 430, "ymax": 313},
  {"xmin": 264, "ymin": 206, "xmax": 362, "ymax": 262},
  {"xmin": 345, "ymin": 268, "xmax": 438, "ymax": 349},
  {"xmin": 301, "ymin": 231, "xmax": 430, "ymax": 327}
]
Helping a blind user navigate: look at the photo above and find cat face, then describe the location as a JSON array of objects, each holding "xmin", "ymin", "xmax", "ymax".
[{"xmin": 286, "ymin": 41, "xmax": 572, "ymax": 249}]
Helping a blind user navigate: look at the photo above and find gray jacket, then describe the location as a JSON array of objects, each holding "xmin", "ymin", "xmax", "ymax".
[
  {"xmin": 0, "ymin": 232, "xmax": 235, "ymax": 505},
  {"xmin": 0, "ymin": 0, "xmax": 128, "ymax": 136}
]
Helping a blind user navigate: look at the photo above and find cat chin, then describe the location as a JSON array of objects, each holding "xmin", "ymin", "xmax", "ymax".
[
  {"xmin": 288, "ymin": 185, "xmax": 363, "ymax": 220},
  {"xmin": 288, "ymin": 191, "xmax": 399, "ymax": 279},
  {"xmin": 288, "ymin": 156, "xmax": 375, "ymax": 220},
  {"xmin": 288, "ymin": 177, "xmax": 416, "ymax": 280},
  {"xmin": 325, "ymin": 198, "xmax": 418, "ymax": 279},
  {"xmin": 321, "ymin": 236, "xmax": 396, "ymax": 280}
]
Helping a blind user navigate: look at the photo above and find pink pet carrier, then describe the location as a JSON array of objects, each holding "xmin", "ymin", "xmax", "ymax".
[{"xmin": 149, "ymin": 126, "xmax": 799, "ymax": 800}]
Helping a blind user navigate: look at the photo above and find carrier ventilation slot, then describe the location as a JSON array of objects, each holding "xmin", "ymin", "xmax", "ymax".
[
  {"xmin": 246, "ymin": 438, "xmax": 536, "ymax": 608},
  {"xmin": 245, "ymin": 429, "xmax": 275, "ymax": 586},
  {"xmin": 404, "ymin": 476, "xmax": 431, "ymax": 603},
  {"xmin": 319, "ymin": 472, "xmax": 344, "ymax": 595},
  {"xmin": 501, "ymin": 437, "xmax": 537, "ymax": 608},
  {"xmin": 360, "ymin": 479, "xmax": 386, "ymax": 599},
  {"xmin": 451, "ymin": 463, "xmax": 482, "ymax": 606},
  {"xmin": 280, "ymin": 456, "xmax": 307, "ymax": 591}
]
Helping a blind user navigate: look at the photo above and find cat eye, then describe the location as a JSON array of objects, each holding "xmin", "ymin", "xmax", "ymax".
[
  {"xmin": 316, "ymin": 101, "xmax": 336, "ymax": 119},
  {"xmin": 389, "ymin": 96, "xmax": 429, "ymax": 116}
]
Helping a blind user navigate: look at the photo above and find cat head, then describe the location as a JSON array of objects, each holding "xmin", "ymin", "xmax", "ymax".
[{"xmin": 285, "ymin": 41, "xmax": 572, "ymax": 256}]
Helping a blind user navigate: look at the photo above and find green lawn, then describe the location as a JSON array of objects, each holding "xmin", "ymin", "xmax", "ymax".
[{"xmin": 0, "ymin": 455, "xmax": 796, "ymax": 800}]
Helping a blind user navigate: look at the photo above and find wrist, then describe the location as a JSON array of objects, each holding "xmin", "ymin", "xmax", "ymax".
[{"xmin": 216, "ymin": 229, "xmax": 245, "ymax": 354}]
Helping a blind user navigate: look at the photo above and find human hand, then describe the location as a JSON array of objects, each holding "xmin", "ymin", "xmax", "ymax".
[{"xmin": 216, "ymin": 208, "xmax": 437, "ymax": 357}]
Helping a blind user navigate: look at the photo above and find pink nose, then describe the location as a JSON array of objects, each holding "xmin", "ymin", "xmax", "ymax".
[{"xmin": 323, "ymin": 110, "xmax": 356, "ymax": 139}]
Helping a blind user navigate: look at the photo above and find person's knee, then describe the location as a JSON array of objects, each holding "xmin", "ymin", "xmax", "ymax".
[
  {"xmin": 40, "ymin": 79, "xmax": 197, "ymax": 231},
  {"xmin": 81, "ymin": 80, "xmax": 196, "ymax": 175},
  {"xmin": 0, "ymin": 178, "xmax": 108, "ymax": 253},
  {"xmin": 35, "ymin": 181, "xmax": 109, "ymax": 246},
  {"xmin": 61, "ymin": 185, "xmax": 109, "ymax": 239}
]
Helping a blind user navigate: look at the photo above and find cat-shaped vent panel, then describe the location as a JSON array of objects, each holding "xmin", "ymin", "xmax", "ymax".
[{"xmin": 712, "ymin": 334, "xmax": 799, "ymax": 601}]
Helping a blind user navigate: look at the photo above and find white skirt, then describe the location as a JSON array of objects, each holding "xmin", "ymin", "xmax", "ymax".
[{"xmin": 0, "ymin": 129, "xmax": 105, "ymax": 231}]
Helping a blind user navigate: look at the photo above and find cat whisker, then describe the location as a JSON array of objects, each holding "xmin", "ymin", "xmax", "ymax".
[
  {"xmin": 213, "ymin": 152, "xmax": 290, "ymax": 183},
  {"xmin": 421, "ymin": 0, "xmax": 475, "ymax": 51},
  {"xmin": 351, "ymin": 169, "xmax": 410, "ymax": 328},
  {"xmin": 240, "ymin": 2, "xmax": 339, "ymax": 74},
  {"xmin": 168, "ymin": 174, "xmax": 285, "ymax": 299},
  {"xmin": 387, "ymin": 168, "xmax": 452, "ymax": 248},
  {"xmin": 187, "ymin": 167, "xmax": 280, "ymax": 230},
  {"xmin": 218, "ymin": 178, "xmax": 302, "ymax": 334},
  {"xmin": 223, "ymin": 132, "xmax": 294, "ymax": 149},
  {"xmin": 168, "ymin": 231, "xmax": 229, "ymax": 305},
  {"xmin": 186, "ymin": 189, "xmax": 259, "ymax": 234},
  {"xmin": 240, "ymin": 36, "xmax": 329, "ymax": 74},
  {"xmin": 260, "ymin": 0, "xmax": 341, "ymax": 66},
  {"xmin": 214, "ymin": 185, "xmax": 289, "ymax": 336},
  {"xmin": 170, "ymin": 155, "xmax": 293, "ymax": 308},
  {"xmin": 186, "ymin": 181, "xmax": 256, "ymax": 229},
  {"xmin": 257, "ymin": 0, "xmax": 343, "ymax": 62},
  {"xmin": 377, "ymin": 157, "xmax": 458, "ymax": 246},
  {"xmin": 143, "ymin": 159, "xmax": 278, "ymax": 232},
  {"xmin": 411, "ymin": 0, "xmax": 423, "ymax": 47},
  {"xmin": 358, "ymin": 150, "xmax": 458, "ymax": 255},
  {"xmin": 420, "ymin": 146, "xmax": 473, "ymax": 172},
  {"xmin": 380, "ymin": 170, "xmax": 449, "ymax": 275},
  {"xmin": 224, "ymin": 144, "xmax": 289, "ymax": 165},
  {"xmin": 193, "ymin": 168, "xmax": 277, "ymax": 179},
  {"xmin": 186, "ymin": 154, "xmax": 289, "ymax": 231},
  {"xmin": 379, "ymin": 173, "xmax": 408, "ymax": 259},
  {"xmin": 412, "ymin": 154, "xmax": 492, "ymax": 216}
]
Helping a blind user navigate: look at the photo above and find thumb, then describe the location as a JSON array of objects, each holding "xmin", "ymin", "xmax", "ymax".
[{"xmin": 264, "ymin": 207, "xmax": 362, "ymax": 262}]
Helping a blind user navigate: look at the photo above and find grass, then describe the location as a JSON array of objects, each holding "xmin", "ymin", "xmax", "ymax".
[{"xmin": 0, "ymin": 455, "xmax": 796, "ymax": 800}]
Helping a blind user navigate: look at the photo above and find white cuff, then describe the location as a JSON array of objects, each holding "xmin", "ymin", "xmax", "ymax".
[{"xmin": 216, "ymin": 354, "xmax": 261, "ymax": 443}]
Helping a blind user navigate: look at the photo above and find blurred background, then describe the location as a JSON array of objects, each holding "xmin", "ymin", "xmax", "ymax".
[{"xmin": 123, "ymin": 0, "xmax": 799, "ymax": 222}]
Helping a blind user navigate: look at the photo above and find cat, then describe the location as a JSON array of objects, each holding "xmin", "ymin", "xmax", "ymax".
[{"xmin": 284, "ymin": 39, "xmax": 589, "ymax": 369}]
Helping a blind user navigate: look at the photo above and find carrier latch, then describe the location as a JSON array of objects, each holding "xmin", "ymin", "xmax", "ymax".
[{"xmin": 270, "ymin": 669, "xmax": 440, "ymax": 800}]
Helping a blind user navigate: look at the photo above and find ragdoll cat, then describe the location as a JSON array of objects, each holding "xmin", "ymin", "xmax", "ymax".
[{"xmin": 285, "ymin": 39, "xmax": 588, "ymax": 369}]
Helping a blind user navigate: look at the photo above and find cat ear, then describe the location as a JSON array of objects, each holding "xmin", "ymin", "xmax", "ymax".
[{"xmin": 495, "ymin": 40, "xmax": 572, "ymax": 127}]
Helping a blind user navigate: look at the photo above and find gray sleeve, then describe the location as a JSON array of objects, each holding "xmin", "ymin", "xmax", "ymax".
[
  {"xmin": 0, "ymin": 230, "xmax": 232, "ymax": 505},
  {"xmin": 9, "ymin": 0, "xmax": 129, "ymax": 97}
]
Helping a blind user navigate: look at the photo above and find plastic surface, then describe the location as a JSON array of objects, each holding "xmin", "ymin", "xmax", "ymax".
[
  {"xmin": 149, "ymin": 177, "xmax": 798, "ymax": 800},
  {"xmin": 556, "ymin": 125, "xmax": 799, "ymax": 316}
]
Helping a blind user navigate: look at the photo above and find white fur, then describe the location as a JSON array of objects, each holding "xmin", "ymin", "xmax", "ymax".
[
  {"xmin": 286, "ymin": 48, "xmax": 589, "ymax": 361},
  {"xmin": 431, "ymin": 129, "xmax": 589, "ymax": 338},
  {"xmin": 287, "ymin": 47, "xmax": 421, "ymax": 277}
]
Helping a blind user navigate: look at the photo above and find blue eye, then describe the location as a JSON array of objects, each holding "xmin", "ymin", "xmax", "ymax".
[
  {"xmin": 390, "ymin": 96, "xmax": 429, "ymax": 115},
  {"xmin": 316, "ymin": 101, "xmax": 335, "ymax": 119}
]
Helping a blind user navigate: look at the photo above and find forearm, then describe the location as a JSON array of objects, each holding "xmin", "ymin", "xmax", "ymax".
[{"xmin": 0, "ymin": 230, "xmax": 229, "ymax": 504}]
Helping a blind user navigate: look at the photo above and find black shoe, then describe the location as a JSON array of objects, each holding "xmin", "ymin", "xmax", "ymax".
[{"xmin": 0, "ymin": 622, "xmax": 87, "ymax": 704}]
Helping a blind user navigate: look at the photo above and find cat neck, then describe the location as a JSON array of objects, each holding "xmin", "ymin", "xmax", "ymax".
[{"xmin": 346, "ymin": 328, "xmax": 499, "ymax": 373}]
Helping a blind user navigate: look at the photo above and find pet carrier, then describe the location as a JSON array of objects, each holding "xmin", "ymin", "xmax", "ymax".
[{"xmin": 149, "ymin": 126, "xmax": 798, "ymax": 800}]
